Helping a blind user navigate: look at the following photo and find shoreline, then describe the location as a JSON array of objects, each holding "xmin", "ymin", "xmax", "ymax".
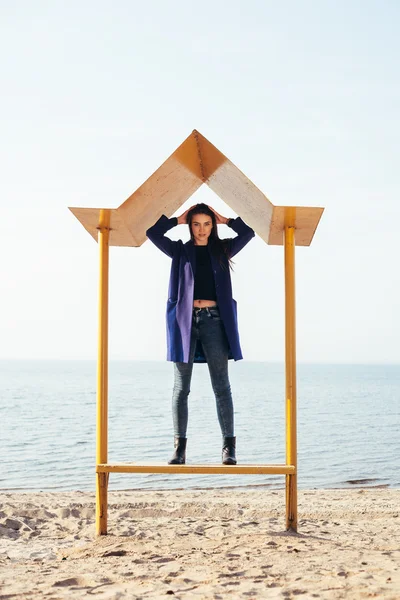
[
  {"xmin": 1, "ymin": 488, "xmax": 399, "ymax": 598},
  {"xmin": 0, "ymin": 480, "xmax": 397, "ymax": 493}
]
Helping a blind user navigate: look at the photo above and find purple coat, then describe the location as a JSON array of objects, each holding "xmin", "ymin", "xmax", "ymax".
[{"xmin": 146, "ymin": 215, "xmax": 255, "ymax": 363}]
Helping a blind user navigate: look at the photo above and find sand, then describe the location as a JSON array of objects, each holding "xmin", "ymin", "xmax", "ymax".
[{"xmin": 0, "ymin": 488, "xmax": 398, "ymax": 599}]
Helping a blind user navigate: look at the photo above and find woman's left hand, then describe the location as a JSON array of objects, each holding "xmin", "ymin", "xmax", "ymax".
[{"xmin": 209, "ymin": 207, "xmax": 229, "ymax": 225}]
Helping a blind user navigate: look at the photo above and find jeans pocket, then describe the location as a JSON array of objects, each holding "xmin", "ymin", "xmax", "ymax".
[{"xmin": 209, "ymin": 308, "xmax": 221, "ymax": 321}]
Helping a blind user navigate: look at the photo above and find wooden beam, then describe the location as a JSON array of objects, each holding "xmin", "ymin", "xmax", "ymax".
[{"xmin": 96, "ymin": 463, "xmax": 296, "ymax": 475}]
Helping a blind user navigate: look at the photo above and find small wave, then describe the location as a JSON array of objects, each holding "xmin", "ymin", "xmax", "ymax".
[{"xmin": 342, "ymin": 478, "xmax": 391, "ymax": 488}]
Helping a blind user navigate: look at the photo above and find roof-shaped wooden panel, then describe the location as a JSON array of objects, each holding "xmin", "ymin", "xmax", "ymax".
[
  {"xmin": 69, "ymin": 130, "xmax": 324, "ymax": 247},
  {"xmin": 268, "ymin": 206, "xmax": 324, "ymax": 246}
]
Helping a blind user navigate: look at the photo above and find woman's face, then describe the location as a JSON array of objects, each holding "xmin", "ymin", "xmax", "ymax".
[{"xmin": 190, "ymin": 213, "xmax": 213, "ymax": 245}]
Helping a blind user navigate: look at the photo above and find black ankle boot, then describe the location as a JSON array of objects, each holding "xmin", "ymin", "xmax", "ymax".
[
  {"xmin": 168, "ymin": 437, "xmax": 187, "ymax": 465},
  {"xmin": 222, "ymin": 436, "xmax": 237, "ymax": 465}
]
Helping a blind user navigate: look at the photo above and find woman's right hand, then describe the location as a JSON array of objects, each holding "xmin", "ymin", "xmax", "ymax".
[{"xmin": 177, "ymin": 205, "xmax": 196, "ymax": 225}]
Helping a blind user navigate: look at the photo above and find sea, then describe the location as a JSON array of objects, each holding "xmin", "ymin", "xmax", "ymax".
[{"xmin": 1, "ymin": 360, "xmax": 399, "ymax": 492}]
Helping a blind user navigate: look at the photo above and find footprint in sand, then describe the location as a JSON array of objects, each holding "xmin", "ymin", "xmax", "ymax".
[{"xmin": 53, "ymin": 575, "xmax": 93, "ymax": 587}]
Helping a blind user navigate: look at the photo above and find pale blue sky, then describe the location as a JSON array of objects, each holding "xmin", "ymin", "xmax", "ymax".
[{"xmin": 1, "ymin": 1, "xmax": 399, "ymax": 362}]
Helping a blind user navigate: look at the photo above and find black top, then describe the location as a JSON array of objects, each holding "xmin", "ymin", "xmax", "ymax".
[{"xmin": 193, "ymin": 246, "xmax": 217, "ymax": 301}]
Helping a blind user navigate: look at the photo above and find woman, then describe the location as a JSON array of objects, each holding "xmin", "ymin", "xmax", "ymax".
[{"xmin": 146, "ymin": 203, "xmax": 255, "ymax": 466}]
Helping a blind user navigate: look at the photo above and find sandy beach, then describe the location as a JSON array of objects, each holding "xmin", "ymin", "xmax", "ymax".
[{"xmin": 0, "ymin": 488, "xmax": 398, "ymax": 599}]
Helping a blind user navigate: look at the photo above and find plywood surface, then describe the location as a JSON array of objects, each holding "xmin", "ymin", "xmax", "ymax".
[
  {"xmin": 69, "ymin": 130, "xmax": 324, "ymax": 246},
  {"xmin": 268, "ymin": 206, "xmax": 325, "ymax": 246}
]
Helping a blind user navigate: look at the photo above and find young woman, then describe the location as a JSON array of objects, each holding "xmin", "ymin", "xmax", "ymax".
[{"xmin": 146, "ymin": 203, "xmax": 255, "ymax": 466}]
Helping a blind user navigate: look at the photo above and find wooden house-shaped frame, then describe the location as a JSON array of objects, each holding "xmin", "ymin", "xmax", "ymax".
[{"xmin": 69, "ymin": 130, "xmax": 324, "ymax": 535}]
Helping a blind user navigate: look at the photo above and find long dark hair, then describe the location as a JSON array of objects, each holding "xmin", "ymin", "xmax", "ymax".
[{"xmin": 187, "ymin": 203, "xmax": 234, "ymax": 271}]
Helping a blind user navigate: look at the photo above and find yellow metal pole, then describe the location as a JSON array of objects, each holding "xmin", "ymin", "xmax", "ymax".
[
  {"xmin": 284, "ymin": 225, "xmax": 297, "ymax": 531},
  {"xmin": 96, "ymin": 210, "xmax": 110, "ymax": 536}
]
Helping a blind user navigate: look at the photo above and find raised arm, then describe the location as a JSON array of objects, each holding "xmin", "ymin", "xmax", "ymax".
[
  {"xmin": 146, "ymin": 215, "xmax": 179, "ymax": 258},
  {"xmin": 208, "ymin": 207, "xmax": 255, "ymax": 258},
  {"xmin": 226, "ymin": 217, "xmax": 255, "ymax": 257}
]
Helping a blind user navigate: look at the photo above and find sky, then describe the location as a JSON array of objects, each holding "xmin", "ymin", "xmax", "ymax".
[{"xmin": 1, "ymin": 0, "xmax": 399, "ymax": 363}]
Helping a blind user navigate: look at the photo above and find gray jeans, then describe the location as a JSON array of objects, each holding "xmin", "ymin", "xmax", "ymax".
[{"xmin": 172, "ymin": 306, "xmax": 234, "ymax": 438}]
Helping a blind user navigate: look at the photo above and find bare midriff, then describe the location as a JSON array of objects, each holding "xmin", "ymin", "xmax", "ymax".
[{"xmin": 193, "ymin": 299, "xmax": 217, "ymax": 308}]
